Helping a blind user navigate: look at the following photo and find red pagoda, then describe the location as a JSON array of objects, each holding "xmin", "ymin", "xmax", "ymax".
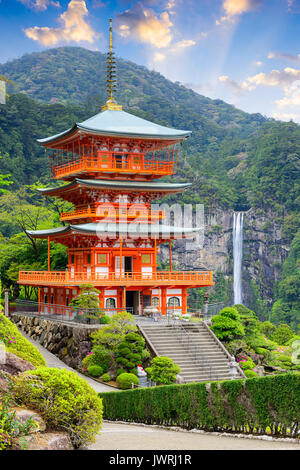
[{"xmin": 18, "ymin": 20, "xmax": 213, "ymax": 318}]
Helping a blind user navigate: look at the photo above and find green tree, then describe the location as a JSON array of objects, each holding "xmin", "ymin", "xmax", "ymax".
[
  {"xmin": 211, "ymin": 307, "xmax": 245, "ymax": 341},
  {"xmin": 91, "ymin": 311, "xmax": 137, "ymax": 351}
]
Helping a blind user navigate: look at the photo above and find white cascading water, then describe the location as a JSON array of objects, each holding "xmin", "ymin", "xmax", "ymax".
[{"xmin": 233, "ymin": 212, "xmax": 244, "ymax": 305}]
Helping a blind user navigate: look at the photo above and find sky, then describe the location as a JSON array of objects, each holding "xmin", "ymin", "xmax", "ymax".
[{"xmin": 1, "ymin": 0, "xmax": 300, "ymax": 122}]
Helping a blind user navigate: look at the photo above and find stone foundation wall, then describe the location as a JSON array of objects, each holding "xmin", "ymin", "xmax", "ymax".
[{"xmin": 11, "ymin": 314, "xmax": 101, "ymax": 369}]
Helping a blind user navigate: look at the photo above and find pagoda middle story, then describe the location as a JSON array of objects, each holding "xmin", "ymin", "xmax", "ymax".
[{"xmin": 18, "ymin": 21, "xmax": 214, "ymax": 317}]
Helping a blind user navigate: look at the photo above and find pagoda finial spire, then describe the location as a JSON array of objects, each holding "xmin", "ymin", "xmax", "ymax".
[{"xmin": 102, "ymin": 18, "xmax": 122, "ymax": 111}]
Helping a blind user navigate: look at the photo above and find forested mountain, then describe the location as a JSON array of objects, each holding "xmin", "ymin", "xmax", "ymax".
[{"xmin": 0, "ymin": 47, "xmax": 299, "ymax": 327}]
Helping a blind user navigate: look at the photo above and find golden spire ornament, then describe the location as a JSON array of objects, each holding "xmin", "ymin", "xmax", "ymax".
[{"xmin": 101, "ymin": 18, "xmax": 122, "ymax": 111}]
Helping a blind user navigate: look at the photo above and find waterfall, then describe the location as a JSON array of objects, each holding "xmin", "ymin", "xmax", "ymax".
[{"xmin": 233, "ymin": 212, "xmax": 244, "ymax": 305}]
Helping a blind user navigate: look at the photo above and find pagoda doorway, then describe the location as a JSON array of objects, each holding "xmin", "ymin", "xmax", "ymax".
[{"xmin": 126, "ymin": 290, "xmax": 139, "ymax": 315}]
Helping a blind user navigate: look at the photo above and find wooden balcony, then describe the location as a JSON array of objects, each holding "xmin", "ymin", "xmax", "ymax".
[
  {"xmin": 19, "ymin": 270, "xmax": 214, "ymax": 287},
  {"xmin": 51, "ymin": 153, "xmax": 175, "ymax": 180},
  {"xmin": 60, "ymin": 203, "xmax": 165, "ymax": 223}
]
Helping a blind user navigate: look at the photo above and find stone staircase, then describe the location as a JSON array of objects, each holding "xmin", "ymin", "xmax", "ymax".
[{"xmin": 138, "ymin": 321, "xmax": 245, "ymax": 383}]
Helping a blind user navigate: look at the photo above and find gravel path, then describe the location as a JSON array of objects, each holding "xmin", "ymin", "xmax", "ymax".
[{"xmin": 90, "ymin": 422, "xmax": 300, "ymax": 450}]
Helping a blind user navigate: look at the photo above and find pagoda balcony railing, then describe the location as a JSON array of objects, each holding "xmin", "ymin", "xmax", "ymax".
[
  {"xmin": 50, "ymin": 153, "xmax": 175, "ymax": 179},
  {"xmin": 19, "ymin": 270, "xmax": 214, "ymax": 287},
  {"xmin": 60, "ymin": 203, "xmax": 165, "ymax": 222}
]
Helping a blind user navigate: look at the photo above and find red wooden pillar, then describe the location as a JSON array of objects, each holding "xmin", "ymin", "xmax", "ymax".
[
  {"xmin": 161, "ymin": 287, "xmax": 167, "ymax": 316},
  {"xmin": 38, "ymin": 287, "xmax": 41, "ymax": 316},
  {"xmin": 182, "ymin": 287, "xmax": 187, "ymax": 315},
  {"xmin": 169, "ymin": 240, "xmax": 172, "ymax": 272},
  {"xmin": 48, "ymin": 237, "xmax": 50, "ymax": 271}
]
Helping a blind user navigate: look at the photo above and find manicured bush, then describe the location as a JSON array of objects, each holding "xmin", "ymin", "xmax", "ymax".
[
  {"xmin": 100, "ymin": 315, "xmax": 111, "ymax": 324},
  {"xmin": 272, "ymin": 324, "xmax": 295, "ymax": 345},
  {"xmin": 259, "ymin": 321, "xmax": 276, "ymax": 338},
  {"xmin": 211, "ymin": 307, "xmax": 245, "ymax": 341},
  {"xmin": 146, "ymin": 356, "xmax": 180, "ymax": 385},
  {"xmin": 244, "ymin": 370, "xmax": 258, "ymax": 378},
  {"xmin": 277, "ymin": 355, "xmax": 292, "ymax": 366},
  {"xmin": 0, "ymin": 313, "xmax": 46, "ymax": 367},
  {"xmin": 81, "ymin": 345, "xmax": 113, "ymax": 373},
  {"xmin": 87, "ymin": 365, "xmax": 103, "ymax": 377},
  {"xmin": 116, "ymin": 373, "xmax": 139, "ymax": 390},
  {"xmin": 13, "ymin": 367, "xmax": 103, "ymax": 448},
  {"xmin": 91, "ymin": 311, "xmax": 137, "ymax": 351},
  {"xmin": 117, "ymin": 368, "xmax": 126, "ymax": 376},
  {"xmin": 101, "ymin": 373, "xmax": 111, "ymax": 382},
  {"xmin": 237, "ymin": 354, "xmax": 256, "ymax": 371},
  {"xmin": 99, "ymin": 373, "xmax": 300, "ymax": 438},
  {"xmin": 116, "ymin": 332, "xmax": 146, "ymax": 372}
]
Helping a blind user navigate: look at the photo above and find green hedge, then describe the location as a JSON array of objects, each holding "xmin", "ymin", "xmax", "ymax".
[{"xmin": 99, "ymin": 373, "xmax": 300, "ymax": 437}]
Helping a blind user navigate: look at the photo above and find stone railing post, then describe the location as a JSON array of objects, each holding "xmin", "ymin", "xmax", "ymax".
[{"xmin": 4, "ymin": 288, "xmax": 10, "ymax": 317}]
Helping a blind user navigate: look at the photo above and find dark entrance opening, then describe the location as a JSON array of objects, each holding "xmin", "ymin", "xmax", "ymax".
[
  {"xmin": 126, "ymin": 291, "xmax": 139, "ymax": 315},
  {"xmin": 124, "ymin": 256, "xmax": 132, "ymax": 274}
]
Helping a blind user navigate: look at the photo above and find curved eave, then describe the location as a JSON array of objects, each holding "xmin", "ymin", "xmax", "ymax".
[
  {"xmin": 27, "ymin": 223, "xmax": 201, "ymax": 239},
  {"xmin": 36, "ymin": 179, "xmax": 192, "ymax": 196}
]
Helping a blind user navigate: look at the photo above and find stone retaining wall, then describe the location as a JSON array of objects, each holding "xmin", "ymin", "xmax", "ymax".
[{"xmin": 10, "ymin": 314, "xmax": 101, "ymax": 369}]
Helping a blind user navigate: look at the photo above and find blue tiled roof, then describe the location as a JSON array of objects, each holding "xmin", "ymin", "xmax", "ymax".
[{"xmin": 37, "ymin": 109, "xmax": 191, "ymax": 144}]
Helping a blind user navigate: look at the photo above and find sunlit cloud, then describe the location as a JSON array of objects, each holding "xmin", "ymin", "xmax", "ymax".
[
  {"xmin": 242, "ymin": 68, "xmax": 300, "ymax": 94},
  {"xmin": 18, "ymin": 0, "xmax": 61, "ymax": 10},
  {"xmin": 272, "ymin": 111, "xmax": 299, "ymax": 121},
  {"xmin": 24, "ymin": 0, "xmax": 100, "ymax": 46},
  {"xmin": 153, "ymin": 52, "xmax": 166, "ymax": 62},
  {"xmin": 255, "ymin": 60, "xmax": 263, "ymax": 66},
  {"xmin": 116, "ymin": 3, "xmax": 173, "ymax": 48},
  {"xmin": 216, "ymin": 0, "xmax": 262, "ymax": 24}
]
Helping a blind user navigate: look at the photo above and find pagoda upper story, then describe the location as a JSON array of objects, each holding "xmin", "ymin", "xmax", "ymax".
[{"xmin": 39, "ymin": 109, "xmax": 190, "ymax": 181}]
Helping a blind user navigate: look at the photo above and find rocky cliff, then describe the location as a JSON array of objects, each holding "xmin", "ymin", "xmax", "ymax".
[{"xmin": 159, "ymin": 207, "xmax": 289, "ymax": 316}]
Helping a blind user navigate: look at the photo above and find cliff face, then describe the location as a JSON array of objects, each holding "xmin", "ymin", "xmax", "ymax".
[{"xmin": 159, "ymin": 207, "xmax": 289, "ymax": 314}]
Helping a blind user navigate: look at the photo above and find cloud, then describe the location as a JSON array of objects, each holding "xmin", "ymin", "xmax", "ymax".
[
  {"xmin": 255, "ymin": 60, "xmax": 263, "ymax": 66},
  {"xmin": 242, "ymin": 68, "xmax": 300, "ymax": 94},
  {"xmin": 24, "ymin": 0, "xmax": 99, "ymax": 46},
  {"xmin": 153, "ymin": 52, "xmax": 166, "ymax": 62},
  {"xmin": 268, "ymin": 51, "xmax": 300, "ymax": 62},
  {"xmin": 272, "ymin": 111, "xmax": 299, "ymax": 121},
  {"xmin": 18, "ymin": 0, "xmax": 60, "ymax": 10},
  {"xmin": 116, "ymin": 3, "xmax": 173, "ymax": 48},
  {"xmin": 217, "ymin": 0, "xmax": 262, "ymax": 24}
]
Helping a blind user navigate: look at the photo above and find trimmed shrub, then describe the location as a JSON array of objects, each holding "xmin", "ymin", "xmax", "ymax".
[
  {"xmin": 0, "ymin": 313, "xmax": 46, "ymax": 367},
  {"xmin": 87, "ymin": 365, "xmax": 103, "ymax": 377},
  {"xmin": 116, "ymin": 332, "xmax": 146, "ymax": 372},
  {"xmin": 91, "ymin": 311, "xmax": 137, "ymax": 351},
  {"xmin": 101, "ymin": 373, "xmax": 111, "ymax": 382},
  {"xmin": 100, "ymin": 315, "xmax": 111, "ymax": 324},
  {"xmin": 259, "ymin": 321, "xmax": 276, "ymax": 338},
  {"xmin": 272, "ymin": 324, "xmax": 295, "ymax": 345},
  {"xmin": 116, "ymin": 373, "xmax": 139, "ymax": 390},
  {"xmin": 81, "ymin": 345, "xmax": 113, "ymax": 373},
  {"xmin": 244, "ymin": 370, "xmax": 258, "ymax": 378},
  {"xmin": 117, "ymin": 368, "xmax": 127, "ymax": 376},
  {"xmin": 146, "ymin": 356, "xmax": 180, "ymax": 385},
  {"xmin": 237, "ymin": 355, "xmax": 256, "ymax": 371},
  {"xmin": 100, "ymin": 373, "xmax": 300, "ymax": 438},
  {"xmin": 211, "ymin": 307, "xmax": 245, "ymax": 341},
  {"xmin": 13, "ymin": 367, "xmax": 103, "ymax": 448}
]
